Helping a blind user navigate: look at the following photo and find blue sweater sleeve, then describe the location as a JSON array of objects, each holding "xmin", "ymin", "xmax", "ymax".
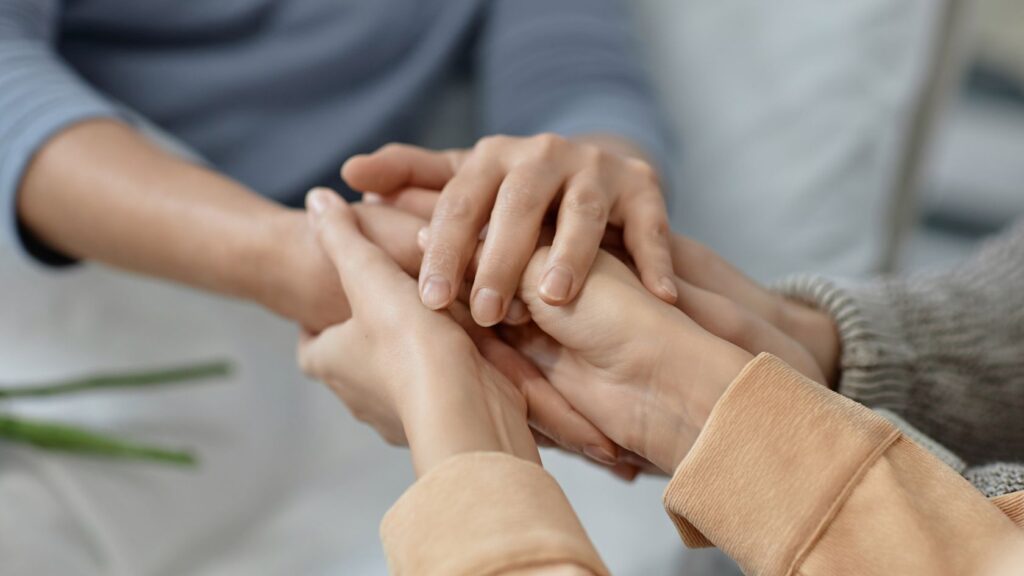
[
  {"xmin": 0, "ymin": 0, "xmax": 125, "ymax": 264},
  {"xmin": 475, "ymin": 0, "xmax": 672, "ymax": 181}
]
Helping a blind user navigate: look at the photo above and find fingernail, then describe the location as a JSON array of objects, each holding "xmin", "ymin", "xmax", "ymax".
[
  {"xmin": 583, "ymin": 445, "xmax": 617, "ymax": 466},
  {"xmin": 417, "ymin": 227, "xmax": 429, "ymax": 251},
  {"xmin": 306, "ymin": 188, "xmax": 331, "ymax": 215},
  {"xmin": 539, "ymin": 265, "xmax": 573, "ymax": 302},
  {"xmin": 504, "ymin": 298, "xmax": 529, "ymax": 324},
  {"xmin": 363, "ymin": 192, "xmax": 382, "ymax": 205},
  {"xmin": 472, "ymin": 288, "xmax": 504, "ymax": 326},
  {"xmin": 421, "ymin": 275, "xmax": 451, "ymax": 310},
  {"xmin": 659, "ymin": 276, "xmax": 678, "ymax": 300}
]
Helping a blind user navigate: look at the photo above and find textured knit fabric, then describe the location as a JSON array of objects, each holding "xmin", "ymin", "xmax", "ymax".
[
  {"xmin": 0, "ymin": 0, "xmax": 668, "ymax": 262},
  {"xmin": 777, "ymin": 219, "xmax": 1024, "ymax": 497}
]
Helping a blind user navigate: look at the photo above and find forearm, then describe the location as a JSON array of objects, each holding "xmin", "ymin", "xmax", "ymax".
[{"xmin": 19, "ymin": 119, "xmax": 286, "ymax": 301}]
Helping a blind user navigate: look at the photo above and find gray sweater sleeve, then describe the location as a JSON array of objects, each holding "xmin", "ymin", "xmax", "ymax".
[
  {"xmin": 475, "ymin": 0, "xmax": 671, "ymax": 179},
  {"xmin": 0, "ymin": 0, "xmax": 125, "ymax": 262},
  {"xmin": 777, "ymin": 220, "xmax": 1024, "ymax": 496}
]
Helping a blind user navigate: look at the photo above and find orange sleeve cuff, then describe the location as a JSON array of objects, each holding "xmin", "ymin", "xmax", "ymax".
[
  {"xmin": 381, "ymin": 452, "xmax": 608, "ymax": 576},
  {"xmin": 662, "ymin": 353, "xmax": 899, "ymax": 575}
]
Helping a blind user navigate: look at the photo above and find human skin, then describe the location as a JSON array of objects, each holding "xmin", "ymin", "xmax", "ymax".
[
  {"xmin": 18, "ymin": 120, "xmax": 622, "ymax": 466},
  {"xmin": 298, "ymin": 188, "xmax": 538, "ymax": 476},
  {"xmin": 17, "ymin": 119, "xmax": 424, "ymax": 332},
  {"xmin": 301, "ymin": 191, "xmax": 753, "ymax": 475},
  {"xmin": 342, "ymin": 134, "xmax": 677, "ymax": 328},
  {"xmin": 345, "ymin": 149, "xmax": 841, "ymax": 385},
  {"xmin": 507, "ymin": 248, "xmax": 754, "ymax": 472}
]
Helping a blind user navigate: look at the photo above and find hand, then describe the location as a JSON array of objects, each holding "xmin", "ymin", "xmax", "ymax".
[
  {"xmin": 666, "ymin": 235, "xmax": 840, "ymax": 386},
  {"xmin": 295, "ymin": 188, "xmax": 539, "ymax": 475},
  {"xmin": 342, "ymin": 135, "xmax": 676, "ymax": 328},
  {"xmin": 505, "ymin": 248, "xmax": 754, "ymax": 474},
  {"xmin": 258, "ymin": 202, "xmax": 430, "ymax": 332}
]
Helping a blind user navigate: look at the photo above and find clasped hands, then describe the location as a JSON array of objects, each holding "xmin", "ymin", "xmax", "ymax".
[{"xmin": 298, "ymin": 136, "xmax": 840, "ymax": 477}]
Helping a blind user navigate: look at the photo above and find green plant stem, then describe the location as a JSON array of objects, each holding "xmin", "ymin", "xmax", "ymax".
[
  {"xmin": 0, "ymin": 414, "xmax": 196, "ymax": 466},
  {"xmin": 0, "ymin": 361, "xmax": 231, "ymax": 399}
]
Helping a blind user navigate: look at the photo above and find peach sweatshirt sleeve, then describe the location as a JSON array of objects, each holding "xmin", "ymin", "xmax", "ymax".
[
  {"xmin": 380, "ymin": 354, "xmax": 1024, "ymax": 575},
  {"xmin": 665, "ymin": 353, "xmax": 1024, "ymax": 576},
  {"xmin": 380, "ymin": 451, "xmax": 608, "ymax": 576}
]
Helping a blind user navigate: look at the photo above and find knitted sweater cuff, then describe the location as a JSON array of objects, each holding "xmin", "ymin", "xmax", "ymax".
[{"xmin": 774, "ymin": 275, "xmax": 916, "ymax": 415}]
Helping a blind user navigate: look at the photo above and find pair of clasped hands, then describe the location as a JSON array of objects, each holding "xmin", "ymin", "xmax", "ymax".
[{"xmin": 298, "ymin": 135, "xmax": 839, "ymax": 478}]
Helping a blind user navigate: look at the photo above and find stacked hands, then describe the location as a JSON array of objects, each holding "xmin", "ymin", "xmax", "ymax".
[{"xmin": 297, "ymin": 134, "xmax": 840, "ymax": 478}]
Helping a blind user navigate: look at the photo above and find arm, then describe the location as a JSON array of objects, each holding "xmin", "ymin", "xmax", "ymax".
[
  {"xmin": 0, "ymin": 2, "xmax": 348, "ymax": 330},
  {"xmin": 299, "ymin": 191, "xmax": 608, "ymax": 575},
  {"xmin": 777, "ymin": 220, "xmax": 1024, "ymax": 466},
  {"xmin": 665, "ymin": 353, "xmax": 1024, "ymax": 576},
  {"xmin": 18, "ymin": 119, "xmax": 347, "ymax": 331}
]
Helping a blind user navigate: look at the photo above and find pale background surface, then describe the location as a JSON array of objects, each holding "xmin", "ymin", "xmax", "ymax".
[{"xmin": 3, "ymin": 1, "xmax": 1023, "ymax": 574}]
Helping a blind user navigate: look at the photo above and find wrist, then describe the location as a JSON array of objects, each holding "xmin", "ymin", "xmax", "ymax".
[
  {"xmin": 402, "ymin": 356, "xmax": 527, "ymax": 477},
  {"xmin": 781, "ymin": 302, "xmax": 841, "ymax": 389},
  {"xmin": 247, "ymin": 209, "xmax": 348, "ymax": 331},
  {"xmin": 650, "ymin": 328, "xmax": 752, "ymax": 473}
]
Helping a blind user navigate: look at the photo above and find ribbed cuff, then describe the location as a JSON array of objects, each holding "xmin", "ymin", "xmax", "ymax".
[
  {"xmin": 663, "ymin": 353, "xmax": 899, "ymax": 575},
  {"xmin": 774, "ymin": 274, "xmax": 917, "ymax": 414},
  {"xmin": 381, "ymin": 452, "xmax": 607, "ymax": 576}
]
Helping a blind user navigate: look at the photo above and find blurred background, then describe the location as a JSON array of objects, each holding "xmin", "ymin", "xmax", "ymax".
[{"xmin": 1, "ymin": 0, "xmax": 1022, "ymax": 574}]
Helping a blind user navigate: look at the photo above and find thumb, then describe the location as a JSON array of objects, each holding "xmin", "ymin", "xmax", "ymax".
[{"xmin": 305, "ymin": 187, "xmax": 408, "ymax": 312}]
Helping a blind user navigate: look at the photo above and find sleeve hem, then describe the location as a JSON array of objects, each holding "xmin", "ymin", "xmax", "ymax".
[
  {"xmin": 663, "ymin": 353, "xmax": 899, "ymax": 575},
  {"xmin": 773, "ymin": 274, "xmax": 916, "ymax": 413},
  {"xmin": 381, "ymin": 451, "xmax": 607, "ymax": 576}
]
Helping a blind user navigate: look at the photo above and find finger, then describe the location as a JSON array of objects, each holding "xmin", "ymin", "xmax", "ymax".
[
  {"xmin": 531, "ymin": 429, "xmax": 558, "ymax": 448},
  {"xmin": 618, "ymin": 192, "xmax": 677, "ymax": 303},
  {"xmin": 342, "ymin": 144, "xmax": 460, "ymax": 194},
  {"xmin": 306, "ymin": 188, "xmax": 413, "ymax": 311},
  {"xmin": 670, "ymin": 234, "xmax": 783, "ymax": 324},
  {"xmin": 419, "ymin": 159, "xmax": 504, "ymax": 310},
  {"xmin": 608, "ymin": 462, "xmax": 641, "ymax": 482},
  {"xmin": 672, "ymin": 277, "xmax": 826, "ymax": 383},
  {"xmin": 476, "ymin": 326, "xmax": 619, "ymax": 465},
  {"xmin": 539, "ymin": 170, "xmax": 609, "ymax": 305},
  {"xmin": 503, "ymin": 297, "xmax": 531, "ymax": 325},
  {"xmin": 351, "ymin": 203, "xmax": 427, "ymax": 277},
  {"xmin": 383, "ymin": 187, "xmax": 440, "ymax": 220},
  {"xmin": 470, "ymin": 163, "xmax": 563, "ymax": 326},
  {"xmin": 420, "ymin": 226, "xmax": 522, "ymax": 323}
]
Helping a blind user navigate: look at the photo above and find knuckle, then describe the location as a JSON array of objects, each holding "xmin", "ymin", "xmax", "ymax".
[
  {"xmin": 626, "ymin": 158, "xmax": 659, "ymax": 183},
  {"xmin": 579, "ymin": 143, "xmax": 607, "ymax": 165},
  {"xmin": 494, "ymin": 181, "xmax": 546, "ymax": 217},
  {"xmin": 530, "ymin": 132, "xmax": 567, "ymax": 159},
  {"xmin": 476, "ymin": 134, "xmax": 509, "ymax": 155},
  {"xmin": 435, "ymin": 192, "xmax": 477, "ymax": 222},
  {"xmin": 378, "ymin": 142, "xmax": 408, "ymax": 155},
  {"xmin": 562, "ymin": 188, "xmax": 608, "ymax": 223}
]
